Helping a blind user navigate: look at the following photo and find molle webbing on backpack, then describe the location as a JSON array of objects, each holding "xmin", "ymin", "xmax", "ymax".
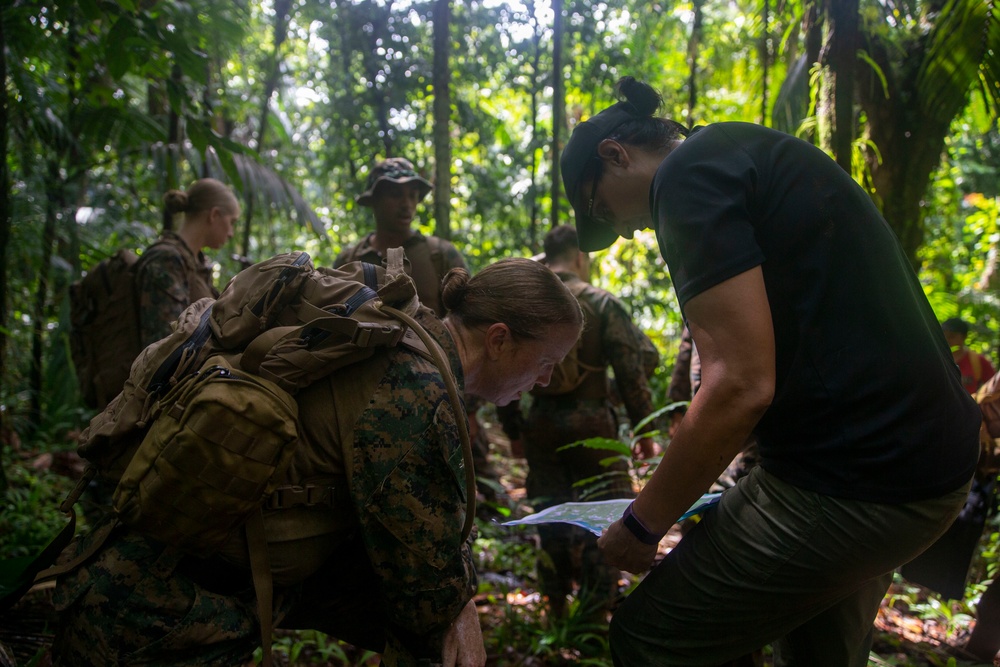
[
  {"xmin": 112, "ymin": 354, "xmax": 301, "ymax": 553},
  {"xmin": 77, "ymin": 297, "xmax": 219, "ymax": 484}
]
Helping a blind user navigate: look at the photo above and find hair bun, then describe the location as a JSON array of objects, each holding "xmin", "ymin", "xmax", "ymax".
[
  {"xmin": 615, "ymin": 76, "xmax": 662, "ymax": 117},
  {"xmin": 162, "ymin": 190, "xmax": 190, "ymax": 215},
  {"xmin": 441, "ymin": 267, "xmax": 471, "ymax": 312}
]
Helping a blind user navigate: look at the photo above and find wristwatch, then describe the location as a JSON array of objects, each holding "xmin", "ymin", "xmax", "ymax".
[{"xmin": 622, "ymin": 501, "xmax": 665, "ymax": 545}]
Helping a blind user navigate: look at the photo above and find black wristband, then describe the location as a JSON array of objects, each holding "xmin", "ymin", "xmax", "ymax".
[{"xmin": 622, "ymin": 501, "xmax": 665, "ymax": 545}]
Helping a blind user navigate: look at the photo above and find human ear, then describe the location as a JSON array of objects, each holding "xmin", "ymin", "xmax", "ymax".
[
  {"xmin": 483, "ymin": 323, "xmax": 513, "ymax": 361},
  {"xmin": 596, "ymin": 139, "xmax": 629, "ymax": 168}
]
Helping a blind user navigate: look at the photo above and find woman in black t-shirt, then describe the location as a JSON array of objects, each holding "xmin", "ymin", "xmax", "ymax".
[{"xmin": 559, "ymin": 76, "xmax": 980, "ymax": 666}]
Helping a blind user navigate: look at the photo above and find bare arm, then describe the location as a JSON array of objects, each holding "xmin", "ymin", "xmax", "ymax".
[{"xmin": 598, "ymin": 267, "xmax": 775, "ymax": 572}]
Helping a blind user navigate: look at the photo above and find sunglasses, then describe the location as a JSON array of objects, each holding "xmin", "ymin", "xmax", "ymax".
[
  {"xmin": 585, "ymin": 158, "xmax": 612, "ymax": 226},
  {"xmin": 587, "ymin": 156, "xmax": 604, "ymax": 219}
]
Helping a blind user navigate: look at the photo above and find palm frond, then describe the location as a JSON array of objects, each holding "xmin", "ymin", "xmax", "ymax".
[
  {"xmin": 917, "ymin": 0, "xmax": 1000, "ymax": 123},
  {"xmin": 75, "ymin": 105, "xmax": 166, "ymax": 152},
  {"xmin": 150, "ymin": 141, "xmax": 325, "ymax": 237},
  {"xmin": 216, "ymin": 152, "xmax": 325, "ymax": 236}
]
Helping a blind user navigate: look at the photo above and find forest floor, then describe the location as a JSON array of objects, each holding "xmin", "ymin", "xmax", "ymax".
[{"xmin": 1, "ymin": 420, "xmax": 999, "ymax": 666}]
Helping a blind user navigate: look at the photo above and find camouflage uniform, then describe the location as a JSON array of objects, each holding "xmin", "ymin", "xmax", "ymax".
[
  {"xmin": 498, "ymin": 271, "xmax": 657, "ymax": 613},
  {"xmin": 336, "ymin": 233, "xmax": 500, "ymax": 498},
  {"xmin": 51, "ymin": 309, "xmax": 477, "ymax": 666},
  {"xmin": 136, "ymin": 231, "xmax": 218, "ymax": 347}
]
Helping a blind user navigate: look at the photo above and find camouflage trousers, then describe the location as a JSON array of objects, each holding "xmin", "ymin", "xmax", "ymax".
[
  {"xmin": 51, "ymin": 518, "xmax": 266, "ymax": 666},
  {"xmin": 50, "ymin": 518, "xmax": 435, "ymax": 666},
  {"xmin": 523, "ymin": 397, "xmax": 634, "ymax": 615}
]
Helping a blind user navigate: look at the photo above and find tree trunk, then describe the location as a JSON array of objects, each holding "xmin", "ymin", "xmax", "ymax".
[
  {"xmin": 686, "ymin": 0, "xmax": 704, "ymax": 125},
  {"xmin": 0, "ymin": 10, "xmax": 9, "ymax": 490},
  {"xmin": 760, "ymin": 0, "xmax": 769, "ymax": 125},
  {"xmin": 163, "ymin": 63, "xmax": 183, "ymax": 232},
  {"xmin": 242, "ymin": 0, "xmax": 293, "ymax": 258},
  {"xmin": 550, "ymin": 0, "xmax": 564, "ymax": 227},
  {"xmin": 28, "ymin": 165, "xmax": 63, "ymax": 438},
  {"xmin": 828, "ymin": 0, "xmax": 858, "ymax": 172},
  {"xmin": 858, "ymin": 29, "xmax": 963, "ymax": 265},
  {"xmin": 529, "ymin": 37, "xmax": 542, "ymax": 251},
  {"xmin": 432, "ymin": 0, "xmax": 452, "ymax": 241}
]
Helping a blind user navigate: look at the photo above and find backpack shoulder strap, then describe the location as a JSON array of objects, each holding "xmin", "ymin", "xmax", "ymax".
[{"xmin": 403, "ymin": 235, "xmax": 446, "ymax": 316}]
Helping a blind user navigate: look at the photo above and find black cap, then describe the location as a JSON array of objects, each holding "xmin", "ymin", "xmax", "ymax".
[{"xmin": 560, "ymin": 102, "xmax": 637, "ymax": 252}]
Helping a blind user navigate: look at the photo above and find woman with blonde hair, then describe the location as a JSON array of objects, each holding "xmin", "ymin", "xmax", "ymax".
[
  {"xmin": 137, "ymin": 178, "xmax": 240, "ymax": 345},
  {"xmin": 53, "ymin": 256, "xmax": 582, "ymax": 667}
]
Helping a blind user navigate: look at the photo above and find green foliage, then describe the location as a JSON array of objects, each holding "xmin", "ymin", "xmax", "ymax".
[
  {"xmin": 478, "ymin": 583, "xmax": 613, "ymax": 666},
  {"xmin": 0, "ymin": 456, "xmax": 77, "ymax": 560},
  {"xmin": 265, "ymin": 630, "xmax": 379, "ymax": 666},
  {"xmin": 474, "ymin": 518, "xmax": 538, "ymax": 582}
]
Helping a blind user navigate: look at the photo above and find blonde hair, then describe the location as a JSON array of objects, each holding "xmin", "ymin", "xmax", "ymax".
[
  {"xmin": 442, "ymin": 258, "xmax": 583, "ymax": 340},
  {"xmin": 163, "ymin": 178, "xmax": 239, "ymax": 219}
]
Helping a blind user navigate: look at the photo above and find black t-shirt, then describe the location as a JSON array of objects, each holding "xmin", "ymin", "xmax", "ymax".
[{"xmin": 652, "ymin": 122, "xmax": 980, "ymax": 503}]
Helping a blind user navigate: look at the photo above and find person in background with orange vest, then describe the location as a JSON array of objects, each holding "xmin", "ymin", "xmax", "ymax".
[{"xmin": 943, "ymin": 317, "xmax": 996, "ymax": 395}]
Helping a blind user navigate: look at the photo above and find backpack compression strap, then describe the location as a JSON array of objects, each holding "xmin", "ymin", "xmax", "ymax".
[
  {"xmin": 380, "ymin": 302, "xmax": 476, "ymax": 542},
  {"xmin": 380, "ymin": 247, "xmax": 475, "ymax": 539}
]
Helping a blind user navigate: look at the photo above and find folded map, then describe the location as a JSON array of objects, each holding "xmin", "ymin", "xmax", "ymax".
[{"xmin": 502, "ymin": 493, "xmax": 722, "ymax": 536}]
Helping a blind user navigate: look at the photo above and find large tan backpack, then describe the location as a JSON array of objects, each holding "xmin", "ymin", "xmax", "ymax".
[{"xmin": 34, "ymin": 248, "xmax": 475, "ymax": 666}]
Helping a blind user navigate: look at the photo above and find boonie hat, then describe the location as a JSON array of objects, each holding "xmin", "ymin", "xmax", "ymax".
[
  {"xmin": 356, "ymin": 157, "xmax": 433, "ymax": 207},
  {"xmin": 560, "ymin": 101, "xmax": 638, "ymax": 252}
]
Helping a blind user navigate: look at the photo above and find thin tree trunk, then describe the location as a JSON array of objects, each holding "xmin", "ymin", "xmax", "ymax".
[
  {"xmin": 242, "ymin": 0, "xmax": 293, "ymax": 257},
  {"xmin": 686, "ymin": 0, "xmax": 704, "ymax": 124},
  {"xmin": 550, "ymin": 0, "xmax": 564, "ymax": 227},
  {"xmin": 529, "ymin": 39, "xmax": 542, "ymax": 250},
  {"xmin": 760, "ymin": 0, "xmax": 770, "ymax": 125},
  {"xmin": 527, "ymin": 0, "xmax": 543, "ymax": 250},
  {"xmin": 0, "ymin": 10, "xmax": 9, "ymax": 489},
  {"xmin": 29, "ymin": 165, "xmax": 62, "ymax": 437},
  {"xmin": 432, "ymin": 0, "xmax": 452, "ymax": 241},
  {"xmin": 829, "ymin": 0, "xmax": 858, "ymax": 172},
  {"xmin": 163, "ymin": 63, "xmax": 182, "ymax": 232}
]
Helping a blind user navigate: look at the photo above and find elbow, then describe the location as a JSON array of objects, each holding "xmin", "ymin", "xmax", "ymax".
[
  {"xmin": 745, "ymin": 383, "xmax": 774, "ymax": 421},
  {"xmin": 722, "ymin": 374, "xmax": 774, "ymax": 423}
]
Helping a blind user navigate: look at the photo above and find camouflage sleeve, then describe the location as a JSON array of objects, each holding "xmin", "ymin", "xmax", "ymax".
[
  {"xmin": 349, "ymin": 350, "xmax": 476, "ymax": 659},
  {"xmin": 599, "ymin": 295, "xmax": 658, "ymax": 430},
  {"xmin": 136, "ymin": 249, "xmax": 191, "ymax": 347}
]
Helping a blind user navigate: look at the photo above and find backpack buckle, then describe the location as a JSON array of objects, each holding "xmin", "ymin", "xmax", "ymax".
[
  {"xmin": 351, "ymin": 321, "xmax": 405, "ymax": 348},
  {"xmin": 265, "ymin": 484, "xmax": 340, "ymax": 509}
]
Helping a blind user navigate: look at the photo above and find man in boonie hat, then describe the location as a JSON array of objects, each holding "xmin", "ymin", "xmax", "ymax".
[
  {"xmin": 335, "ymin": 159, "xmax": 501, "ymax": 498},
  {"xmin": 335, "ymin": 157, "xmax": 465, "ymax": 316},
  {"xmin": 354, "ymin": 157, "xmax": 433, "ymax": 207}
]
